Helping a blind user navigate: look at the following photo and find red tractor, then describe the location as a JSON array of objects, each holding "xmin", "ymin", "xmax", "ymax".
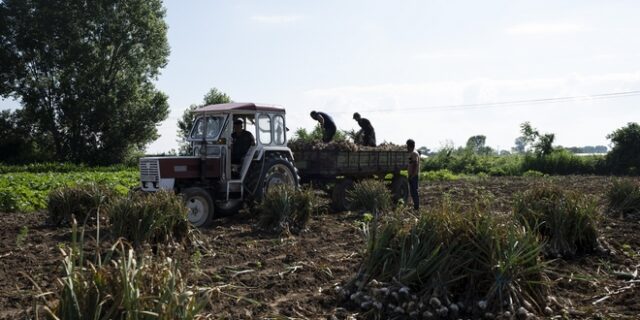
[{"xmin": 139, "ymin": 103, "xmax": 298, "ymax": 227}]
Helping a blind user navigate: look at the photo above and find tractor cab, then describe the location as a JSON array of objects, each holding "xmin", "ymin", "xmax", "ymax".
[{"xmin": 188, "ymin": 102, "xmax": 290, "ymax": 182}]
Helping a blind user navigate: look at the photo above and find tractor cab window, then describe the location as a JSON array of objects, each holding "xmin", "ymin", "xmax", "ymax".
[
  {"xmin": 274, "ymin": 115, "xmax": 285, "ymax": 145},
  {"xmin": 258, "ymin": 115, "xmax": 272, "ymax": 145},
  {"xmin": 190, "ymin": 116, "xmax": 225, "ymax": 140}
]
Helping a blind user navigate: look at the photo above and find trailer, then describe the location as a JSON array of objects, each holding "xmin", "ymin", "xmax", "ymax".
[
  {"xmin": 294, "ymin": 149, "xmax": 410, "ymax": 211},
  {"xmin": 139, "ymin": 101, "xmax": 410, "ymax": 227}
]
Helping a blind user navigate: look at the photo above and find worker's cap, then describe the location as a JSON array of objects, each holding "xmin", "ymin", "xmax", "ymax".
[
  {"xmin": 233, "ymin": 119, "xmax": 244, "ymax": 125},
  {"xmin": 353, "ymin": 112, "xmax": 360, "ymax": 119}
]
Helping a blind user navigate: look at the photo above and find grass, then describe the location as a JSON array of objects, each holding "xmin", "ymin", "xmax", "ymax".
[
  {"xmin": 45, "ymin": 238, "xmax": 202, "ymax": 320},
  {"xmin": 257, "ymin": 185, "xmax": 327, "ymax": 235},
  {"xmin": 108, "ymin": 190, "xmax": 192, "ymax": 247},
  {"xmin": 606, "ymin": 179, "xmax": 640, "ymax": 218},
  {"xmin": 47, "ymin": 183, "xmax": 115, "ymax": 226},
  {"xmin": 40, "ymin": 189, "xmax": 206, "ymax": 320},
  {"xmin": 513, "ymin": 184, "xmax": 600, "ymax": 258},
  {"xmin": 347, "ymin": 179, "xmax": 392, "ymax": 214},
  {"xmin": 350, "ymin": 203, "xmax": 549, "ymax": 316}
]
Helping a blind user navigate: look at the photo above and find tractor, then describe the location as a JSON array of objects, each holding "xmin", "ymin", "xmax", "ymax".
[{"xmin": 138, "ymin": 103, "xmax": 298, "ymax": 227}]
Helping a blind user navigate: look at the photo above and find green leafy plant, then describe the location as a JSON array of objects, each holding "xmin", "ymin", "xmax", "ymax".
[
  {"xmin": 0, "ymin": 169, "xmax": 138, "ymax": 213},
  {"xmin": 0, "ymin": 187, "xmax": 19, "ymax": 212},
  {"xmin": 513, "ymin": 184, "xmax": 600, "ymax": 258},
  {"xmin": 606, "ymin": 179, "xmax": 640, "ymax": 218},
  {"xmin": 108, "ymin": 190, "xmax": 191, "ymax": 246}
]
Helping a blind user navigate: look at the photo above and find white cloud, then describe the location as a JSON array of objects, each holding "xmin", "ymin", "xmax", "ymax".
[
  {"xmin": 506, "ymin": 23, "xmax": 587, "ymax": 35},
  {"xmin": 250, "ymin": 14, "xmax": 303, "ymax": 24},
  {"xmin": 414, "ymin": 51, "xmax": 474, "ymax": 60}
]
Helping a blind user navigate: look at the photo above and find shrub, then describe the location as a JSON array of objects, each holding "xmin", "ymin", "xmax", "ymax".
[
  {"xmin": 520, "ymin": 150, "xmax": 604, "ymax": 175},
  {"xmin": 347, "ymin": 179, "xmax": 392, "ymax": 214},
  {"xmin": 47, "ymin": 183, "xmax": 115, "ymax": 226},
  {"xmin": 513, "ymin": 184, "xmax": 600, "ymax": 258},
  {"xmin": 606, "ymin": 179, "xmax": 640, "ymax": 218},
  {"xmin": 348, "ymin": 204, "xmax": 548, "ymax": 316},
  {"xmin": 606, "ymin": 122, "xmax": 640, "ymax": 175},
  {"xmin": 420, "ymin": 169, "xmax": 460, "ymax": 181},
  {"xmin": 257, "ymin": 185, "xmax": 326, "ymax": 235},
  {"xmin": 45, "ymin": 242, "xmax": 202, "ymax": 320},
  {"xmin": 522, "ymin": 170, "xmax": 545, "ymax": 178},
  {"xmin": 108, "ymin": 190, "xmax": 191, "ymax": 246}
]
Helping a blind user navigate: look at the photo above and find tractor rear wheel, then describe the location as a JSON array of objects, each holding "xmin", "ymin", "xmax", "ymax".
[
  {"xmin": 182, "ymin": 187, "xmax": 214, "ymax": 227},
  {"xmin": 245, "ymin": 153, "xmax": 299, "ymax": 203}
]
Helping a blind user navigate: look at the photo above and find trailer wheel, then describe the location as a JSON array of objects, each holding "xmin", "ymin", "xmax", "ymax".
[
  {"xmin": 390, "ymin": 175, "xmax": 409, "ymax": 205},
  {"xmin": 332, "ymin": 178, "xmax": 354, "ymax": 212},
  {"xmin": 182, "ymin": 187, "xmax": 214, "ymax": 227},
  {"xmin": 245, "ymin": 153, "xmax": 299, "ymax": 202}
]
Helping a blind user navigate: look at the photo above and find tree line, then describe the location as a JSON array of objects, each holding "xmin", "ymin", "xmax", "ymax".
[
  {"xmin": 424, "ymin": 122, "xmax": 640, "ymax": 175},
  {"xmin": 1, "ymin": 1, "xmax": 638, "ymax": 175}
]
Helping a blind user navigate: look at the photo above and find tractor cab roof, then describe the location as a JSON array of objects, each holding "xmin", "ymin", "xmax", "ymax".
[{"xmin": 194, "ymin": 102, "xmax": 284, "ymax": 114}]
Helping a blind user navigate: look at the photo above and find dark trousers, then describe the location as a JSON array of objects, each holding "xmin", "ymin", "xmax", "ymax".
[
  {"xmin": 323, "ymin": 125, "xmax": 336, "ymax": 142},
  {"xmin": 363, "ymin": 134, "xmax": 376, "ymax": 147},
  {"xmin": 409, "ymin": 175, "xmax": 419, "ymax": 210}
]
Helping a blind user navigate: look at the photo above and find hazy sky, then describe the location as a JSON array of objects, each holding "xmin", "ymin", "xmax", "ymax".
[{"xmin": 4, "ymin": 1, "xmax": 640, "ymax": 153}]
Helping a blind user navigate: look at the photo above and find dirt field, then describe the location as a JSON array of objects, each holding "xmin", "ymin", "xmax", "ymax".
[{"xmin": 1, "ymin": 176, "xmax": 639, "ymax": 319}]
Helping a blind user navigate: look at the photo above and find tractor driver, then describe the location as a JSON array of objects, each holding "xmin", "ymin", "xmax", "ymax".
[{"xmin": 231, "ymin": 118, "xmax": 255, "ymax": 164}]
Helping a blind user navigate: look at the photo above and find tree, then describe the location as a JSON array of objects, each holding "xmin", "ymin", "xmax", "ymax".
[
  {"xmin": 606, "ymin": 122, "xmax": 640, "ymax": 174},
  {"xmin": 417, "ymin": 146, "xmax": 430, "ymax": 156},
  {"xmin": 0, "ymin": 109, "xmax": 42, "ymax": 163},
  {"xmin": 517, "ymin": 122, "xmax": 555, "ymax": 157},
  {"xmin": 512, "ymin": 137, "xmax": 527, "ymax": 154},
  {"xmin": 176, "ymin": 88, "xmax": 231, "ymax": 155},
  {"xmin": 465, "ymin": 135, "xmax": 492, "ymax": 155},
  {"xmin": 0, "ymin": 0, "xmax": 170, "ymax": 164}
]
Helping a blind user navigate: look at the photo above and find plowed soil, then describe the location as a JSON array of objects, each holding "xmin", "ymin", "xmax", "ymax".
[{"xmin": 1, "ymin": 176, "xmax": 639, "ymax": 319}]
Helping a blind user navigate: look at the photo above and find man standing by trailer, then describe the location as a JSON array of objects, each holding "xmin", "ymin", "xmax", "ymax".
[
  {"xmin": 310, "ymin": 110, "xmax": 337, "ymax": 143},
  {"xmin": 352, "ymin": 112, "xmax": 376, "ymax": 147},
  {"xmin": 406, "ymin": 139, "xmax": 420, "ymax": 210}
]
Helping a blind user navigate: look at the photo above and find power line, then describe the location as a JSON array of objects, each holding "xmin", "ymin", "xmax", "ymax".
[{"xmin": 329, "ymin": 89, "xmax": 640, "ymax": 114}]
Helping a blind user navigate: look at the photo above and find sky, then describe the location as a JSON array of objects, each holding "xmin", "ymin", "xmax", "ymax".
[{"xmin": 4, "ymin": 0, "xmax": 640, "ymax": 153}]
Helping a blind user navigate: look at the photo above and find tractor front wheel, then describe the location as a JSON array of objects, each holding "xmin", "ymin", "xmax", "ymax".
[{"xmin": 182, "ymin": 187, "xmax": 214, "ymax": 227}]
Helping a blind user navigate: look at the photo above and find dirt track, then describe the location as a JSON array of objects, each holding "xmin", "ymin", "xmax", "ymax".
[{"xmin": 1, "ymin": 176, "xmax": 639, "ymax": 319}]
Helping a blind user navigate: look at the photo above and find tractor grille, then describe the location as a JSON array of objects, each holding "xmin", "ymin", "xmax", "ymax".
[{"xmin": 139, "ymin": 159, "xmax": 159, "ymax": 181}]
